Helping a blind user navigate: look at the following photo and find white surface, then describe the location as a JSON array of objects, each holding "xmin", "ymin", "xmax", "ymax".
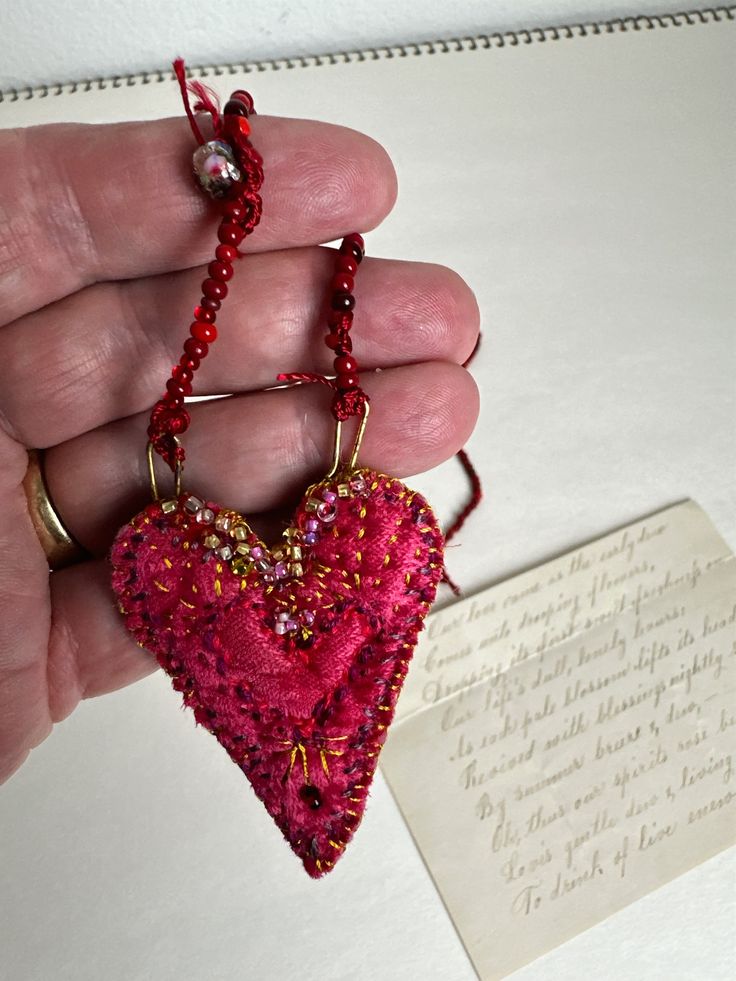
[
  {"xmin": 0, "ymin": 11, "xmax": 734, "ymax": 981},
  {"xmin": 0, "ymin": 0, "xmax": 704, "ymax": 91}
]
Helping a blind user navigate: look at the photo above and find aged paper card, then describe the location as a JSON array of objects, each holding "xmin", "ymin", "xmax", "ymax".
[{"xmin": 381, "ymin": 500, "xmax": 736, "ymax": 980}]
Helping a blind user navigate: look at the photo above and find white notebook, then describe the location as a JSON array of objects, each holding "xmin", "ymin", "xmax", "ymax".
[{"xmin": 0, "ymin": 10, "xmax": 733, "ymax": 981}]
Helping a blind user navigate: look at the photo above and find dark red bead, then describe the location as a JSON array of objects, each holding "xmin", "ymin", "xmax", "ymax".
[
  {"xmin": 172, "ymin": 364, "xmax": 194, "ymax": 384},
  {"xmin": 336, "ymin": 372, "xmax": 359, "ymax": 390},
  {"xmin": 230, "ymin": 90, "xmax": 255, "ymax": 113},
  {"xmin": 335, "ymin": 336, "xmax": 353, "ymax": 354},
  {"xmin": 180, "ymin": 353, "xmax": 200, "ymax": 372},
  {"xmin": 215, "ymin": 244, "xmax": 238, "ymax": 263},
  {"xmin": 336, "ymin": 254, "xmax": 358, "ymax": 276},
  {"xmin": 193, "ymin": 305, "xmax": 216, "ymax": 323},
  {"xmin": 184, "ymin": 338, "xmax": 209, "ymax": 360},
  {"xmin": 335, "ymin": 354, "xmax": 358, "ymax": 375},
  {"xmin": 224, "ymin": 98, "xmax": 250, "ymax": 117},
  {"xmin": 200, "ymin": 296, "xmax": 221, "ymax": 313},
  {"xmin": 191, "ymin": 321, "xmax": 217, "ymax": 343},
  {"xmin": 331, "ymin": 292, "xmax": 355, "ymax": 312},
  {"xmin": 325, "ymin": 332, "xmax": 340, "ymax": 350},
  {"xmin": 218, "ymin": 222, "xmax": 245, "ymax": 246},
  {"xmin": 202, "ymin": 278, "xmax": 228, "ymax": 301},
  {"xmin": 164, "ymin": 389, "xmax": 184, "ymax": 406},
  {"xmin": 208, "ymin": 260, "xmax": 233, "ymax": 282},
  {"xmin": 166, "ymin": 377, "xmax": 190, "ymax": 399},
  {"xmin": 340, "ymin": 238, "xmax": 363, "ymax": 264},
  {"xmin": 332, "ymin": 273, "xmax": 354, "ymax": 293}
]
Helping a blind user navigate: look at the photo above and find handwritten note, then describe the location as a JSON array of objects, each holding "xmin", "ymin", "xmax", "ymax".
[{"xmin": 381, "ymin": 500, "xmax": 736, "ymax": 980}]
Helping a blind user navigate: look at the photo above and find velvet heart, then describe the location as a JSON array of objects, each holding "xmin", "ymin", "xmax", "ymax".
[{"xmin": 110, "ymin": 469, "xmax": 444, "ymax": 876}]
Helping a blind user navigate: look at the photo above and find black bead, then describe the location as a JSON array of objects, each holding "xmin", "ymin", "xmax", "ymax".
[
  {"xmin": 331, "ymin": 291, "xmax": 355, "ymax": 312},
  {"xmin": 299, "ymin": 784, "xmax": 322, "ymax": 809}
]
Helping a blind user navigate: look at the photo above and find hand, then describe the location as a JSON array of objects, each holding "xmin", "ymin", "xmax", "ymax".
[{"xmin": 0, "ymin": 112, "xmax": 480, "ymax": 783}]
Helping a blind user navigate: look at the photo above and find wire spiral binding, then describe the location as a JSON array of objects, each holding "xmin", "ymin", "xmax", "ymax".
[{"xmin": 0, "ymin": 6, "xmax": 733, "ymax": 103}]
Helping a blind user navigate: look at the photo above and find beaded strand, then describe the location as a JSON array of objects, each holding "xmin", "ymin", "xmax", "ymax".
[{"xmin": 147, "ymin": 83, "xmax": 264, "ymax": 470}]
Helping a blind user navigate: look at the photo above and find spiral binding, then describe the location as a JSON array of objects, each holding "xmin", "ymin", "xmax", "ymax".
[{"xmin": 0, "ymin": 6, "xmax": 733, "ymax": 103}]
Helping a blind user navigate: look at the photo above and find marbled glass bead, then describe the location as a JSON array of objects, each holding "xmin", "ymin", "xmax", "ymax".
[
  {"xmin": 197, "ymin": 508, "xmax": 215, "ymax": 524},
  {"xmin": 192, "ymin": 140, "xmax": 241, "ymax": 198},
  {"xmin": 317, "ymin": 501, "xmax": 337, "ymax": 523}
]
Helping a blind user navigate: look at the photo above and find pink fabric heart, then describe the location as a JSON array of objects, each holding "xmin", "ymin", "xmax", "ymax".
[{"xmin": 111, "ymin": 469, "xmax": 444, "ymax": 876}]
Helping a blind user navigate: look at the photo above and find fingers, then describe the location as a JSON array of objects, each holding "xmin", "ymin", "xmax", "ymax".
[
  {"xmin": 44, "ymin": 361, "xmax": 480, "ymax": 554},
  {"xmin": 0, "ymin": 250, "xmax": 480, "ymax": 447},
  {"xmin": 0, "ymin": 114, "xmax": 397, "ymax": 324},
  {"xmin": 0, "ymin": 432, "xmax": 54, "ymax": 784}
]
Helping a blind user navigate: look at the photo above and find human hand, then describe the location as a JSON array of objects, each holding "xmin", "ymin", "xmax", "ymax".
[{"xmin": 0, "ymin": 112, "xmax": 480, "ymax": 783}]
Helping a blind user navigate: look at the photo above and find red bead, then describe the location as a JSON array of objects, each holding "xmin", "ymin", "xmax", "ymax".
[
  {"xmin": 223, "ymin": 200, "xmax": 246, "ymax": 223},
  {"xmin": 328, "ymin": 309, "xmax": 353, "ymax": 328},
  {"xmin": 335, "ymin": 354, "xmax": 358, "ymax": 374},
  {"xmin": 193, "ymin": 305, "xmax": 216, "ymax": 323},
  {"xmin": 172, "ymin": 364, "xmax": 194, "ymax": 384},
  {"xmin": 336, "ymin": 254, "xmax": 358, "ymax": 276},
  {"xmin": 331, "ymin": 292, "xmax": 355, "ymax": 312},
  {"xmin": 215, "ymin": 244, "xmax": 238, "ymax": 263},
  {"xmin": 191, "ymin": 321, "xmax": 217, "ymax": 343},
  {"xmin": 335, "ymin": 336, "xmax": 353, "ymax": 354},
  {"xmin": 200, "ymin": 296, "xmax": 221, "ymax": 312},
  {"xmin": 208, "ymin": 260, "xmax": 233, "ymax": 282},
  {"xmin": 218, "ymin": 222, "xmax": 245, "ymax": 246},
  {"xmin": 202, "ymin": 278, "xmax": 228, "ymax": 301},
  {"xmin": 180, "ymin": 353, "xmax": 200, "ymax": 372},
  {"xmin": 184, "ymin": 338, "xmax": 209, "ymax": 360},
  {"xmin": 229, "ymin": 116, "xmax": 251, "ymax": 138},
  {"xmin": 168, "ymin": 412, "xmax": 188, "ymax": 434},
  {"xmin": 344, "ymin": 232, "xmax": 365, "ymax": 251},
  {"xmin": 332, "ymin": 273, "xmax": 354, "ymax": 293},
  {"xmin": 164, "ymin": 390, "xmax": 184, "ymax": 406},
  {"xmin": 336, "ymin": 372, "xmax": 359, "ymax": 390},
  {"xmin": 325, "ymin": 332, "xmax": 340, "ymax": 350}
]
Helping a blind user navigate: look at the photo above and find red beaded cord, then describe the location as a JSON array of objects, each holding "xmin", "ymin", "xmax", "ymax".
[
  {"xmin": 147, "ymin": 62, "xmax": 264, "ymax": 471},
  {"xmin": 276, "ymin": 232, "xmax": 369, "ymax": 423},
  {"xmin": 152, "ymin": 65, "xmax": 480, "ymax": 591}
]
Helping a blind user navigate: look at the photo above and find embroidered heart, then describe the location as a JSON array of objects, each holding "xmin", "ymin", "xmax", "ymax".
[{"xmin": 110, "ymin": 469, "xmax": 444, "ymax": 876}]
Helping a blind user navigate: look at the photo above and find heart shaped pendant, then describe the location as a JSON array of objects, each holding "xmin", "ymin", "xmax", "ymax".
[{"xmin": 111, "ymin": 468, "xmax": 443, "ymax": 875}]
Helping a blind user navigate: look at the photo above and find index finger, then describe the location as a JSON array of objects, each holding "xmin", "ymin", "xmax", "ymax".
[{"xmin": 0, "ymin": 114, "xmax": 397, "ymax": 324}]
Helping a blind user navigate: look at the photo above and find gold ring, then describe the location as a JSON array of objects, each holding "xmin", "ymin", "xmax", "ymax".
[{"xmin": 22, "ymin": 449, "xmax": 87, "ymax": 571}]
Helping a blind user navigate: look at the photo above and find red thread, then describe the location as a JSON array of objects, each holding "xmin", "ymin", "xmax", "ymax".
[{"xmin": 440, "ymin": 336, "xmax": 483, "ymax": 593}]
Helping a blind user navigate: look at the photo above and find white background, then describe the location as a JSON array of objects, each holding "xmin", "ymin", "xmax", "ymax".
[{"xmin": 2, "ymin": 0, "xmax": 692, "ymax": 90}]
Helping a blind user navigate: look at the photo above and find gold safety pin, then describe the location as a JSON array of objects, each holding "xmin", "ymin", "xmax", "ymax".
[
  {"xmin": 326, "ymin": 402, "xmax": 370, "ymax": 479},
  {"xmin": 147, "ymin": 437, "xmax": 184, "ymax": 501}
]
